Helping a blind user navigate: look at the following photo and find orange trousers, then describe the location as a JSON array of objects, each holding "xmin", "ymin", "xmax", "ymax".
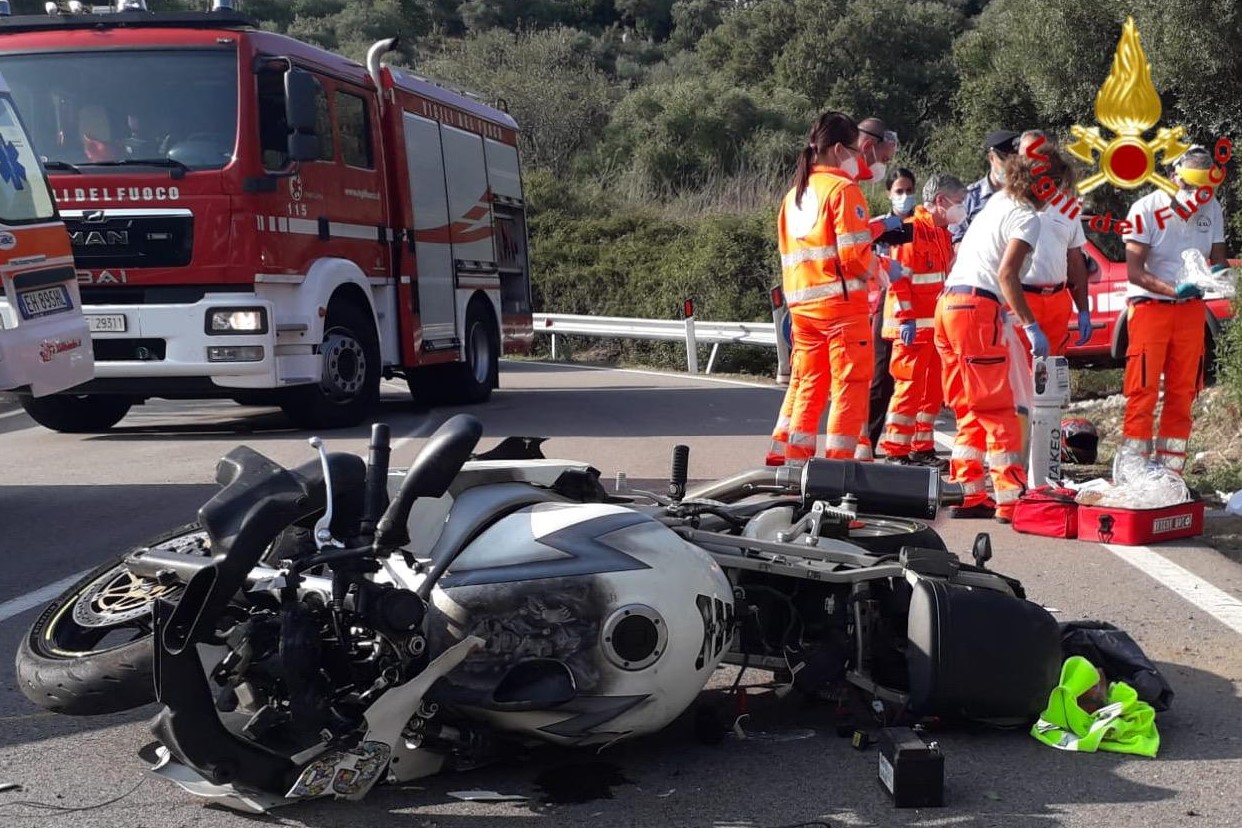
[
  {"xmin": 770, "ymin": 312, "xmax": 874, "ymax": 462},
  {"xmin": 767, "ymin": 367, "xmax": 872, "ymax": 463},
  {"xmin": 879, "ymin": 341, "xmax": 942, "ymax": 457},
  {"xmin": 1014, "ymin": 287, "xmax": 1073, "ymax": 356},
  {"xmin": 933, "ymin": 288, "xmax": 1028, "ymax": 516},
  {"xmin": 1121, "ymin": 299, "xmax": 1205, "ymax": 474}
]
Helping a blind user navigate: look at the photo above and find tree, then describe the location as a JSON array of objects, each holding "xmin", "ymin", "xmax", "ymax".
[
  {"xmin": 420, "ymin": 27, "xmax": 621, "ymax": 173},
  {"xmin": 699, "ymin": 0, "xmax": 965, "ymax": 156}
]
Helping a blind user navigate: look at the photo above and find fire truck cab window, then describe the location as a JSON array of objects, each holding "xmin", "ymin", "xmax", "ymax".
[
  {"xmin": 335, "ymin": 92, "xmax": 373, "ymax": 169},
  {"xmin": 257, "ymin": 69, "xmax": 289, "ymax": 170}
]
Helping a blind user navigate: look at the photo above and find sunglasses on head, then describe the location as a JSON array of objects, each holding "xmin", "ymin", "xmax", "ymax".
[{"xmin": 861, "ymin": 128, "xmax": 899, "ymax": 146}]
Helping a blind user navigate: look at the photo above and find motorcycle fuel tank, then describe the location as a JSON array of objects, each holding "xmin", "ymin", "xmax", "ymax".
[{"xmin": 424, "ymin": 501, "xmax": 735, "ymax": 747}]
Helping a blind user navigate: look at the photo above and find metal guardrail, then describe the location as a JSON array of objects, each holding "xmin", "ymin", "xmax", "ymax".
[{"xmin": 532, "ymin": 311, "xmax": 779, "ymax": 374}]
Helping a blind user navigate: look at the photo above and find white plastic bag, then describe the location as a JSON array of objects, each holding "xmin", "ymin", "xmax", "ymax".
[
  {"xmin": 1004, "ymin": 316, "xmax": 1034, "ymax": 415},
  {"xmin": 1069, "ymin": 446, "xmax": 1191, "ymax": 508},
  {"xmin": 1179, "ymin": 249, "xmax": 1236, "ymax": 299}
]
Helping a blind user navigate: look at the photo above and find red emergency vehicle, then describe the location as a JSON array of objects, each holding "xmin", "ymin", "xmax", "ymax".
[
  {"xmin": 1069, "ymin": 228, "xmax": 1236, "ymax": 383},
  {"xmin": 0, "ymin": 2, "xmax": 533, "ymax": 432}
]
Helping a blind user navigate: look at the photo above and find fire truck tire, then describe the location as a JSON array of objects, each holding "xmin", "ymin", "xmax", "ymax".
[
  {"xmin": 279, "ymin": 301, "xmax": 381, "ymax": 429},
  {"xmin": 19, "ymin": 394, "xmax": 133, "ymax": 433},
  {"xmin": 409, "ymin": 298, "xmax": 498, "ymax": 406}
]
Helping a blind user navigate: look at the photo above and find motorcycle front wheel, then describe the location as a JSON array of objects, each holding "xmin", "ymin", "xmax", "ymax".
[
  {"xmin": 846, "ymin": 514, "xmax": 947, "ymax": 557},
  {"xmin": 15, "ymin": 522, "xmax": 214, "ymax": 715}
]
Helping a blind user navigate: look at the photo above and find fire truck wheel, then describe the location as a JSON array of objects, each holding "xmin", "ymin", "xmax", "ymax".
[
  {"xmin": 408, "ymin": 298, "xmax": 498, "ymax": 406},
  {"xmin": 280, "ymin": 301, "xmax": 381, "ymax": 429},
  {"xmin": 19, "ymin": 394, "xmax": 133, "ymax": 433}
]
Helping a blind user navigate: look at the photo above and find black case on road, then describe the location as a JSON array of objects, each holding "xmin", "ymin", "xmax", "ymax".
[{"xmin": 905, "ymin": 575, "xmax": 1062, "ymax": 724}]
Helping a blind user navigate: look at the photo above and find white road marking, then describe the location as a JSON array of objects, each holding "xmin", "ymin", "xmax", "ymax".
[
  {"xmin": 0, "ymin": 569, "xmax": 89, "ymax": 625},
  {"xmin": 1105, "ymin": 543, "xmax": 1242, "ymax": 635}
]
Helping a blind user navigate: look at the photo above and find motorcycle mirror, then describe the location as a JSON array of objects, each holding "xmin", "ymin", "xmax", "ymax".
[
  {"xmin": 374, "ymin": 414, "xmax": 484, "ymax": 551},
  {"xmin": 972, "ymin": 532, "xmax": 993, "ymax": 569}
]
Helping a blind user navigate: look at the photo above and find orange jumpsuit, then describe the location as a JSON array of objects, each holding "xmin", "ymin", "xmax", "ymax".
[
  {"xmin": 1013, "ymin": 287, "xmax": 1073, "ymax": 356},
  {"xmin": 879, "ymin": 207, "xmax": 951, "ymax": 459},
  {"xmin": 766, "ymin": 214, "xmax": 891, "ymax": 465},
  {"xmin": 773, "ymin": 164, "xmax": 890, "ymax": 463}
]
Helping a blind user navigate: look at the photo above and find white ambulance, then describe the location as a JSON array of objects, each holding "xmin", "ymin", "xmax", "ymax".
[{"xmin": 0, "ymin": 68, "xmax": 93, "ymax": 399}]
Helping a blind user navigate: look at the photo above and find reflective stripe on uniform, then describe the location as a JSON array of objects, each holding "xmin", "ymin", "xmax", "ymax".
[
  {"xmin": 953, "ymin": 445, "xmax": 985, "ymax": 461},
  {"xmin": 896, "ymin": 299, "xmax": 914, "ymax": 312},
  {"xmin": 911, "ymin": 271, "xmax": 946, "ymax": 285},
  {"xmin": 886, "ymin": 412, "xmax": 916, "ymax": 427},
  {"xmin": 987, "ymin": 451, "xmax": 1025, "ymax": 468},
  {"xmin": 781, "ymin": 245, "xmax": 839, "ymax": 268},
  {"xmin": 915, "ymin": 412, "xmax": 937, "ymax": 424},
  {"xmin": 786, "ymin": 279, "xmax": 868, "ymax": 305},
  {"xmin": 961, "ymin": 479, "xmax": 986, "ymax": 495},
  {"xmin": 837, "ymin": 229, "xmax": 872, "ymax": 248},
  {"xmin": 884, "ymin": 430, "xmax": 913, "ymax": 445},
  {"xmin": 771, "ymin": 415, "xmax": 791, "ymax": 439},
  {"xmin": 825, "ymin": 434, "xmax": 858, "ymax": 451},
  {"xmin": 912, "ymin": 318, "xmax": 934, "ymax": 329},
  {"xmin": 789, "ymin": 432, "xmax": 816, "ymax": 448},
  {"xmin": 1160, "ymin": 456, "xmax": 1186, "ymax": 472},
  {"xmin": 1120, "ymin": 438, "xmax": 1153, "ymax": 454},
  {"xmin": 855, "ymin": 443, "xmax": 874, "ymax": 461},
  {"xmin": 1156, "ymin": 437, "xmax": 1188, "ymax": 453},
  {"xmin": 913, "ymin": 429, "xmax": 933, "ymax": 443},
  {"xmin": 995, "ymin": 487, "xmax": 1022, "ymax": 504}
]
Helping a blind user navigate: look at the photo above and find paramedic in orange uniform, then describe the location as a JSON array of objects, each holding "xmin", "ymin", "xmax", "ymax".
[
  {"xmin": 777, "ymin": 112, "xmax": 907, "ymax": 463},
  {"xmin": 934, "ymin": 147, "xmax": 1076, "ymax": 522},
  {"xmin": 1120, "ymin": 145, "xmax": 1230, "ymax": 474},
  {"xmin": 1013, "ymin": 130, "xmax": 1092, "ymax": 356},
  {"xmin": 878, "ymin": 173, "xmax": 967, "ymax": 469}
]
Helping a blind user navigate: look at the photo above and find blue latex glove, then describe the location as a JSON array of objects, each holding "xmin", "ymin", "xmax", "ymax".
[
  {"xmin": 881, "ymin": 213, "xmax": 904, "ymax": 233},
  {"xmin": 1174, "ymin": 280, "xmax": 1204, "ymax": 300},
  {"xmin": 1074, "ymin": 309, "xmax": 1092, "ymax": 346},
  {"xmin": 899, "ymin": 320, "xmax": 917, "ymax": 345},
  {"xmin": 1024, "ymin": 322, "xmax": 1050, "ymax": 357},
  {"xmin": 887, "ymin": 258, "xmax": 908, "ymax": 283}
]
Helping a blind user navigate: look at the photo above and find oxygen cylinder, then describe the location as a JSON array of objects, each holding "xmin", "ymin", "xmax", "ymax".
[{"xmin": 1027, "ymin": 356, "xmax": 1071, "ymax": 487}]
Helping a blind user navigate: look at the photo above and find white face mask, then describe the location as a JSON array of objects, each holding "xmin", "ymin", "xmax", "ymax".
[
  {"xmin": 946, "ymin": 202, "xmax": 967, "ymax": 225},
  {"xmin": 890, "ymin": 193, "xmax": 914, "ymax": 214},
  {"xmin": 840, "ymin": 154, "xmax": 860, "ymax": 178},
  {"xmin": 867, "ymin": 161, "xmax": 888, "ymax": 182}
]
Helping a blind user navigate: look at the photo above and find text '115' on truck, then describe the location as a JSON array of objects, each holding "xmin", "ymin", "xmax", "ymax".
[{"xmin": 0, "ymin": 1, "xmax": 534, "ymax": 433}]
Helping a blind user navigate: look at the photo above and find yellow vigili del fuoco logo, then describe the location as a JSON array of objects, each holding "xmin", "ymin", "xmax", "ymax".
[{"xmin": 1066, "ymin": 16, "xmax": 1192, "ymax": 196}]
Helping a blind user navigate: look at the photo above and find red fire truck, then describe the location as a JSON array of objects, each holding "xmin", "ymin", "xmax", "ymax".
[{"xmin": 0, "ymin": 2, "xmax": 533, "ymax": 432}]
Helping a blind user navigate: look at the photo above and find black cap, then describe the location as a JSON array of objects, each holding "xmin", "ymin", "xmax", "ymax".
[{"xmin": 984, "ymin": 129, "xmax": 1020, "ymax": 155}]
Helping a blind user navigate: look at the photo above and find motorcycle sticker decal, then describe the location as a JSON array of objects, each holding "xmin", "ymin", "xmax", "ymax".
[
  {"xmin": 536, "ymin": 694, "xmax": 652, "ymax": 739},
  {"xmin": 286, "ymin": 741, "xmax": 392, "ymax": 801},
  {"xmin": 437, "ymin": 511, "xmax": 653, "ymax": 589}
]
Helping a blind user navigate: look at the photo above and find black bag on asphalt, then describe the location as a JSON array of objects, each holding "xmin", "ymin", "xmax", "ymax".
[{"xmin": 1059, "ymin": 620, "xmax": 1175, "ymax": 711}]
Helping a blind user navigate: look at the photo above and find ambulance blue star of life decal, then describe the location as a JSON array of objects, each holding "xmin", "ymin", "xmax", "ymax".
[
  {"xmin": 854, "ymin": 204, "xmax": 865, "ymax": 220},
  {"xmin": 0, "ymin": 138, "xmax": 26, "ymax": 191}
]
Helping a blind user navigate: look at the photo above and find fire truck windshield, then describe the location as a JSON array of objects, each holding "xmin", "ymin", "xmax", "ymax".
[{"xmin": 0, "ymin": 49, "xmax": 238, "ymax": 173}]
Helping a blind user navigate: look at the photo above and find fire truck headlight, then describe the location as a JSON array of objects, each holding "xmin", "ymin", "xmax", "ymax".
[
  {"xmin": 68, "ymin": 0, "xmax": 83, "ymax": 12},
  {"xmin": 44, "ymin": 1, "xmax": 58, "ymax": 15},
  {"xmin": 207, "ymin": 308, "xmax": 268, "ymax": 334}
]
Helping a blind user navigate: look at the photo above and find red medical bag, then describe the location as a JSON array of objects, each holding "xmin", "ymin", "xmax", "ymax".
[
  {"xmin": 1076, "ymin": 500, "xmax": 1205, "ymax": 546},
  {"xmin": 1012, "ymin": 486, "xmax": 1080, "ymax": 539}
]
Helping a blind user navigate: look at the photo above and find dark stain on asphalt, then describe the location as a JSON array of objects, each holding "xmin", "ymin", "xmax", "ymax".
[{"xmin": 533, "ymin": 760, "xmax": 633, "ymax": 804}]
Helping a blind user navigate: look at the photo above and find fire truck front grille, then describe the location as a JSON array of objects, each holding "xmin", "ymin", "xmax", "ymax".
[
  {"xmin": 92, "ymin": 338, "xmax": 167, "ymax": 362},
  {"xmin": 66, "ymin": 213, "xmax": 194, "ymax": 269}
]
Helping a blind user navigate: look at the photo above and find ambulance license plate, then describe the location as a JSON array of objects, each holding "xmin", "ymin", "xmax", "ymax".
[{"xmin": 17, "ymin": 285, "xmax": 72, "ymax": 319}]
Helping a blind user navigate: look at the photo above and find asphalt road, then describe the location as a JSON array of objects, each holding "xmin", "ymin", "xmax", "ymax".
[{"xmin": 1, "ymin": 361, "xmax": 1240, "ymax": 828}]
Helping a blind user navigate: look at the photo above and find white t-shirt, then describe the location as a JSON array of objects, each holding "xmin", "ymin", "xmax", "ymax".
[
  {"xmin": 944, "ymin": 191, "xmax": 1041, "ymax": 296},
  {"xmin": 1023, "ymin": 208, "xmax": 1086, "ymax": 286},
  {"xmin": 1123, "ymin": 189, "xmax": 1226, "ymax": 299}
]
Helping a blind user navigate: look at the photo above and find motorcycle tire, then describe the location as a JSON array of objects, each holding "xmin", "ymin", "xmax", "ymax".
[
  {"xmin": 846, "ymin": 514, "xmax": 946, "ymax": 557},
  {"xmin": 15, "ymin": 522, "xmax": 213, "ymax": 716}
]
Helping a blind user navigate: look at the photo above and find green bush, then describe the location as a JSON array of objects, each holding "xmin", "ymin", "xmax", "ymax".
[{"xmin": 526, "ymin": 173, "xmax": 781, "ymax": 373}]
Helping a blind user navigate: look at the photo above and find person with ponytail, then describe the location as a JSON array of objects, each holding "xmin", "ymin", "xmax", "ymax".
[{"xmin": 764, "ymin": 111, "xmax": 910, "ymax": 464}]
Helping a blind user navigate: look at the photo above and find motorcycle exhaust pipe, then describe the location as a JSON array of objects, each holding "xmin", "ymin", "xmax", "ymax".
[
  {"xmin": 683, "ymin": 466, "xmax": 800, "ymax": 503},
  {"xmin": 799, "ymin": 458, "xmax": 959, "ymax": 519}
]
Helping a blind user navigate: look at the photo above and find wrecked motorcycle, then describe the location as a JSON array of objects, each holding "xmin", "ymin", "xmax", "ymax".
[{"xmin": 15, "ymin": 414, "xmax": 1062, "ymax": 812}]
